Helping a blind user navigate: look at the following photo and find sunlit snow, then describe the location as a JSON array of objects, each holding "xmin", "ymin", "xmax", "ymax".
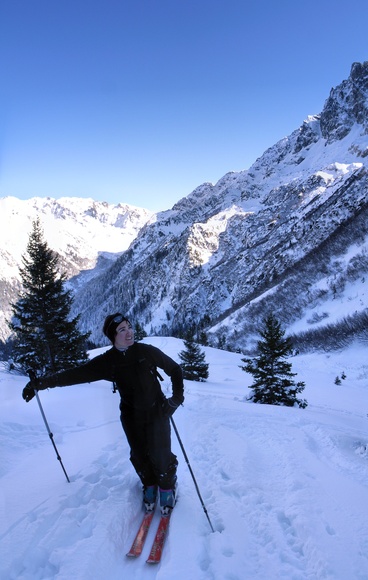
[{"xmin": 1, "ymin": 338, "xmax": 367, "ymax": 579}]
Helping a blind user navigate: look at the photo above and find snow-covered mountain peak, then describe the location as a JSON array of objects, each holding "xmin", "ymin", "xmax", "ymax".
[
  {"xmin": 320, "ymin": 61, "xmax": 368, "ymax": 143},
  {"xmin": 0, "ymin": 196, "xmax": 153, "ymax": 259}
]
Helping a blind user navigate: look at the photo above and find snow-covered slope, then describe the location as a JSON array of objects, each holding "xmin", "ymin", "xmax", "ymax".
[{"xmin": 1, "ymin": 339, "xmax": 367, "ymax": 579}]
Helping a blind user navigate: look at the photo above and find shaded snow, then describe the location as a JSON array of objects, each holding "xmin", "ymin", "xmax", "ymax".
[{"xmin": 1, "ymin": 338, "xmax": 368, "ymax": 579}]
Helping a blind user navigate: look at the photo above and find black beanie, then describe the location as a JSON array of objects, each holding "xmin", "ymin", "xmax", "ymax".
[{"xmin": 103, "ymin": 313, "xmax": 129, "ymax": 343}]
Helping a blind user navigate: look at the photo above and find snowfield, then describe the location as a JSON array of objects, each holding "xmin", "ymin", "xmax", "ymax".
[{"xmin": 1, "ymin": 337, "xmax": 368, "ymax": 579}]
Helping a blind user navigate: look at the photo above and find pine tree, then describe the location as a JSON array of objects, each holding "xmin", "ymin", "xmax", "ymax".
[
  {"xmin": 217, "ymin": 335, "xmax": 227, "ymax": 350},
  {"xmin": 241, "ymin": 313, "xmax": 307, "ymax": 408},
  {"xmin": 178, "ymin": 332, "xmax": 209, "ymax": 381},
  {"xmin": 8, "ymin": 218, "xmax": 90, "ymax": 375},
  {"xmin": 198, "ymin": 330, "xmax": 209, "ymax": 346},
  {"xmin": 134, "ymin": 321, "xmax": 147, "ymax": 342}
]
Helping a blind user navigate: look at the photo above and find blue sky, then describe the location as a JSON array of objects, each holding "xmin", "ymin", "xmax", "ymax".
[{"xmin": 1, "ymin": 0, "xmax": 367, "ymax": 212}]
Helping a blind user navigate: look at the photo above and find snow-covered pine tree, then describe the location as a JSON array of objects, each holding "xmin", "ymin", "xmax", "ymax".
[
  {"xmin": 134, "ymin": 321, "xmax": 147, "ymax": 342},
  {"xmin": 241, "ymin": 313, "xmax": 307, "ymax": 408},
  {"xmin": 9, "ymin": 218, "xmax": 90, "ymax": 375},
  {"xmin": 178, "ymin": 332, "xmax": 209, "ymax": 381}
]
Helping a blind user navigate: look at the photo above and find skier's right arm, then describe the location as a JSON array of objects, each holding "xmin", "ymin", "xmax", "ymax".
[{"xmin": 22, "ymin": 353, "xmax": 111, "ymax": 402}]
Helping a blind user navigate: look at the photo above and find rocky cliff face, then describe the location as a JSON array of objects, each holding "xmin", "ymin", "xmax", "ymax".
[{"xmin": 320, "ymin": 61, "xmax": 368, "ymax": 143}]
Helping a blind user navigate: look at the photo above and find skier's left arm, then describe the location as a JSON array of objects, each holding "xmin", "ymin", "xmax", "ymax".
[{"xmin": 150, "ymin": 346, "xmax": 184, "ymax": 413}]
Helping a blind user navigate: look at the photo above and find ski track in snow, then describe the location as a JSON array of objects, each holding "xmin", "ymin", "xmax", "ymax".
[{"xmin": 1, "ymin": 344, "xmax": 368, "ymax": 579}]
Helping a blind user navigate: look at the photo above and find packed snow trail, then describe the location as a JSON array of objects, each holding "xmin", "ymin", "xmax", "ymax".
[{"xmin": 1, "ymin": 340, "xmax": 368, "ymax": 579}]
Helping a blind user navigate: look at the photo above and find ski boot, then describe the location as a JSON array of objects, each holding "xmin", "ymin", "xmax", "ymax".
[
  {"xmin": 159, "ymin": 484, "xmax": 177, "ymax": 516},
  {"xmin": 143, "ymin": 484, "xmax": 158, "ymax": 512}
]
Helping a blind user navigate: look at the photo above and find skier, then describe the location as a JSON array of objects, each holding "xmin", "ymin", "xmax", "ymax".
[{"xmin": 22, "ymin": 313, "xmax": 184, "ymax": 515}]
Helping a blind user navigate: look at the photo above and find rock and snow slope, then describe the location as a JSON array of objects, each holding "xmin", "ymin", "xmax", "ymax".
[{"xmin": 68, "ymin": 62, "xmax": 368, "ymax": 349}]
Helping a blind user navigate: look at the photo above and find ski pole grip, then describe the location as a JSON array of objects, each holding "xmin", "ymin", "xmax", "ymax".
[
  {"xmin": 27, "ymin": 369, "xmax": 37, "ymax": 382},
  {"xmin": 27, "ymin": 369, "xmax": 41, "ymax": 396}
]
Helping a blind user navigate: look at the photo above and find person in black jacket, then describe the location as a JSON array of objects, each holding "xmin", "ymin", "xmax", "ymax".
[{"xmin": 22, "ymin": 313, "xmax": 184, "ymax": 515}]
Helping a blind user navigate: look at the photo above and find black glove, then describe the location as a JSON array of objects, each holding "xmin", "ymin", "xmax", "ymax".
[
  {"xmin": 22, "ymin": 380, "xmax": 38, "ymax": 402},
  {"xmin": 162, "ymin": 395, "xmax": 184, "ymax": 418},
  {"xmin": 22, "ymin": 378, "xmax": 49, "ymax": 402}
]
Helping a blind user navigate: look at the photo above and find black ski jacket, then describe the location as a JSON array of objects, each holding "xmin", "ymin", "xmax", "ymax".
[{"xmin": 40, "ymin": 342, "xmax": 184, "ymax": 411}]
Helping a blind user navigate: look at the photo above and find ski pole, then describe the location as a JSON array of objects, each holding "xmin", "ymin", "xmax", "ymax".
[
  {"xmin": 27, "ymin": 370, "xmax": 70, "ymax": 483},
  {"xmin": 170, "ymin": 416, "xmax": 215, "ymax": 533}
]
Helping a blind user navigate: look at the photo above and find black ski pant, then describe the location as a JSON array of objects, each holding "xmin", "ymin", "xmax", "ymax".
[{"xmin": 120, "ymin": 402, "xmax": 178, "ymax": 490}]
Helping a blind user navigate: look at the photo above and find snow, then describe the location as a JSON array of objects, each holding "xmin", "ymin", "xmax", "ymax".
[
  {"xmin": 1, "ymin": 338, "xmax": 368, "ymax": 579},
  {"xmin": 187, "ymin": 207, "xmax": 242, "ymax": 267}
]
